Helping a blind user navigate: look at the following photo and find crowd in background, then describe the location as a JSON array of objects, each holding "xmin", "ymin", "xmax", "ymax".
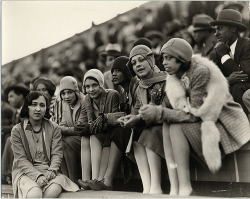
[{"xmin": 1, "ymin": 1, "xmax": 250, "ymax": 198}]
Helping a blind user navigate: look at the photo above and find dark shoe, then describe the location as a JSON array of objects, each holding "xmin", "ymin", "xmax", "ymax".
[
  {"xmin": 78, "ymin": 179, "xmax": 91, "ymax": 190},
  {"xmin": 96, "ymin": 180, "xmax": 113, "ymax": 191},
  {"xmin": 88, "ymin": 179, "xmax": 102, "ymax": 191}
]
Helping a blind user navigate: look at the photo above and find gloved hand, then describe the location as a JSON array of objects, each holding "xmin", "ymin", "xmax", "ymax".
[{"xmin": 90, "ymin": 114, "xmax": 107, "ymax": 134}]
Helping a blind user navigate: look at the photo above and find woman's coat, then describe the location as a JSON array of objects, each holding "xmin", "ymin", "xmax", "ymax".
[{"xmin": 11, "ymin": 118, "xmax": 62, "ymax": 197}]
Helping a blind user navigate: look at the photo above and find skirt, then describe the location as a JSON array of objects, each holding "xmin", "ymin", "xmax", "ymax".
[
  {"xmin": 111, "ymin": 126, "xmax": 131, "ymax": 153},
  {"xmin": 17, "ymin": 164, "xmax": 79, "ymax": 198},
  {"xmin": 94, "ymin": 126, "xmax": 115, "ymax": 147},
  {"xmin": 138, "ymin": 125, "xmax": 164, "ymax": 158}
]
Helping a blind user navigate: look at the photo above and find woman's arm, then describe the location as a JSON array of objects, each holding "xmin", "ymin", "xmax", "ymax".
[
  {"xmin": 11, "ymin": 125, "xmax": 43, "ymax": 182},
  {"xmin": 73, "ymin": 101, "xmax": 90, "ymax": 136},
  {"xmin": 140, "ymin": 66, "xmax": 210, "ymax": 123},
  {"xmin": 49, "ymin": 124, "xmax": 63, "ymax": 171}
]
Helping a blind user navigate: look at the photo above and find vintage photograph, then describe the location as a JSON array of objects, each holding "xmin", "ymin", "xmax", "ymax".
[{"xmin": 2, "ymin": 1, "xmax": 250, "ymax": 198}]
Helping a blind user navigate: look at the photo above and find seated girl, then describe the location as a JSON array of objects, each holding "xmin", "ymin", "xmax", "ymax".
[
  {"xmin": 11, "ymin": 91, "xmax": 79, "ymax": 198},
  {"xmin": 119, "ymin": 45, "xmax": 168, "ymax": 194},
  {"xmin": 138, "ymin": 38, "xmax": 250, "ymax": 196},
  {"xmin": 82, "ymin": 57, "xmax": 135, "ymax": 190},
  {"xmin": 78, "ymin": 69, "xmax": 126, "ymax": 190},
  {"xmin": 58, "ymin": 76, "xmax": 86, "ymax": 184}
]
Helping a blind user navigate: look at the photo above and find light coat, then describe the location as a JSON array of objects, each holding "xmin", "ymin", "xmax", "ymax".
[{"xmin": 11, "ymin": 119, "xmax": 62, "ymax": 197}]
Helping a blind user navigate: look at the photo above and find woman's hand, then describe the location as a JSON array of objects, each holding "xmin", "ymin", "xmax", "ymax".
[
  {"xmin": 45, "ymin": 170, "xmax": 57, "ymax": 181},
  {"xmin": 37, "ymin": 175, "xmax": 49, "ymax": 188},
  {"xmin": 120, "ymin": 114, "xmax": 140, "ymax": 128},
  {"xmin": 139, "ymin": 104, "xmax": 157, "ymax": 122}
]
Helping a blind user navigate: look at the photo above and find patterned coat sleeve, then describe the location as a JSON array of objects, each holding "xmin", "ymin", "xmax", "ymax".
[{"xmin": 156, "ymin": 65, "xmax": 210, "ymax": 123}]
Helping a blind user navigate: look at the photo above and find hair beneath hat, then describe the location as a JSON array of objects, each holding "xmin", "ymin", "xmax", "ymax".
[
  {"xmin": 20, "ymin": 91, "xmax": 50, "ymax": 119},
  {"xmin": 33, "ymin": 77, "xmax": 56, "ymax": 96}
]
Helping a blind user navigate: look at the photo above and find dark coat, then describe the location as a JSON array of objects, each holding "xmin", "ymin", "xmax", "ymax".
[{"xmin": 216, "ymin": 36, "xmax": 250, "ymax": 114}]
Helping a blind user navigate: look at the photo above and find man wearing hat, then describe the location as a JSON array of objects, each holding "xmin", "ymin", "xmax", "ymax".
[
  {"xmin": 192, "ymin": 14, "xmax": 217, "ymax": 62},
  {"xmin": 101, "ymin": 43, "xmax": 122, "ymax": 89},
  {"xmin": 2, "ymin": 83, "xmax": 30, "ymax": 184},
  {"xmin": 211, "ymin": 9, "xmax": 250, "ymax": 115}
]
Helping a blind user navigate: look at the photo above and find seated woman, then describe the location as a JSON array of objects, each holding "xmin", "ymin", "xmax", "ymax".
[
  {"xmin": 119, "ymin": 45, "xmax": 167, "ymax": 194},
  {"xmin": 82, "ymin": 57, "xmax": 134, "ymax": 190},
  {"xmin": 58, "ymin": 76, "xmax": 86, "ymax": 184},
  {"xmin": 10, "ymin": 91, "xmax": 79, "ymax": 198},
  {"xmin": 138, "ymin": 38, "xmax": 250, "ymax": 196},
  {"xmin": 77, "ymin": 69, "xmax": 123, "ymax": 190}
]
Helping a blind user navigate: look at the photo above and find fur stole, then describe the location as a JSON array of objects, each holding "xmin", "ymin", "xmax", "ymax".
[{"xmin": 165, "ymin": 54, "xmax": 229, "ymax": 173}]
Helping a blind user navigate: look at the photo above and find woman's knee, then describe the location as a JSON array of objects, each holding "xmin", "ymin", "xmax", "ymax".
[
  {"xmin": 44, "ymin": 183, "xmax": 62, "ymax": 198},
  {"xmin": 26, "ymin": 187, "xmax": 42, "ymax": 198}
]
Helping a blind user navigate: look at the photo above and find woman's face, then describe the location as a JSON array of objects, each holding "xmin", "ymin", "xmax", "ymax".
[
  {"xmin": 131, "ymin": 55, "xmax": 153, "ymax": 79},
  {"xmin": 36, "ymin": 83, "xmax": 51, "ymax": 101},
  {"xmin": 61, "ymin": 89, "xmax": 77, "ymax": 105},
  {"xmin": 112, "ymin": 69, "xmax": 126, "ymax": 85},
  {"xmin": 84, "ymin": 78, "xmax": 102, "ymax": 99},
  {"xmin": 162, "ymin": 54, "xmax": 181, "ymax": 75},
  {"xmin": 28, "ymin": 96, "xmax": 47, "ymax": 121}
]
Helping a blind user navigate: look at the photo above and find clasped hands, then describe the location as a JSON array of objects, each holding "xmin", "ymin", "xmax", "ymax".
[
  {"xmin": 37, "ymin": 170, "xmax": 56, "ymax": 188},
  {"xmin": 117, "ymin": 104, "xmax": 157, "ymax": 128}
]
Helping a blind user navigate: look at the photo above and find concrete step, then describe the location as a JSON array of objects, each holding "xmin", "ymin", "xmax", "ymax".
[{"xmin": 2, "ymin": 182, "xmax": 250, "ymax": 198}]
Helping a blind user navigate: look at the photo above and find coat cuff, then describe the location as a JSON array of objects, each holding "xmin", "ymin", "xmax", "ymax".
[{"xmin": 221, "ymin": 54, "xmax": 231, "ymax": 64}]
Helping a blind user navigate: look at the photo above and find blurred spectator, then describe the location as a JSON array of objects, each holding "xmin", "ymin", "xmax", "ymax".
[
  {"xmin": 154, "ymin": 2, "xmax": 173, "ymax": 31},
  {"xmin": 179, "ymin": 28, "xmax": 196, "ymax": 48},
  {"xmin": 192, "ymin": 14, "xmax": 217, "ymax": 62},
  {"xmin": 163, "ymin": 19, "xmax": 184, "ymax": 40},
  {"xmin": 187, "ymin": 1, "xmax": 221, "ymax": 25},
  {"xmin": 101, "ymin": 43, "xmax": 122, "ymax": 89},
  {"xmin": 133, "ymin": 37, "xmax": 152, "ymax": 49},
  {"xmin": 135, "ymin": 8, "xmax": 156, "ymax": 38},
  {"xmin": 2, "ymin": 83, "xmax": 30, "ymax": 185},
  {"xmin": 145, "ymin": 31, "xmax": 165, "ymax": 71}
]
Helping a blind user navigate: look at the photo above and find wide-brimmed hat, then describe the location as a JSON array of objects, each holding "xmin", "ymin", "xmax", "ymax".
[
  {"xmin": 210, "ymin": 9, "xmax": 247, "ymax": 31},
  {"xmin": 192, "ymin": 14, "xmax": 214, "ymax": 32},
  {"xmin": 4, "ymin": 83, "xmax": 30, "ymax": 98},
  {"xmin": 100, "ymin": 43, "xmax": 122, "ymax": 60}
]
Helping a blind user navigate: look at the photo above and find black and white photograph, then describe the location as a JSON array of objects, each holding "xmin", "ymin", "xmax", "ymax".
[{"xmin": 2, "ymin": 1, "xmax": 250, "ymax": 198}]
